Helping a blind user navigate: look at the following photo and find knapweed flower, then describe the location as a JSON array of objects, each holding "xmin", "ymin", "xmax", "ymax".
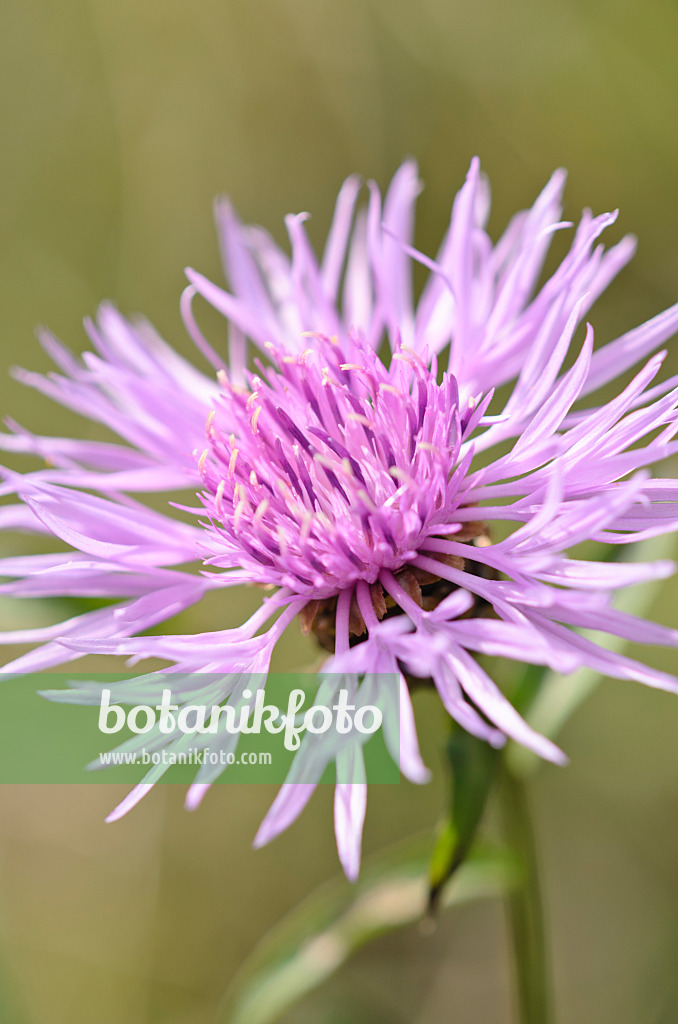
[{"xmin": 3, "ymin": 159, "xmax": 678, "ymax": 879}]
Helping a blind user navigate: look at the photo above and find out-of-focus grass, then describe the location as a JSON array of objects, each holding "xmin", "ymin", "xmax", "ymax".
[{"xmin": 2, "ymin": 0, "xmax": 678, "ymax": 1021}]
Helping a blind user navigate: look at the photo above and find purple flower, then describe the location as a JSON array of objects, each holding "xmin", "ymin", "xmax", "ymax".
[{"xmin": 3, "ymin": 159, "xmax": 678, "ymax": 879}]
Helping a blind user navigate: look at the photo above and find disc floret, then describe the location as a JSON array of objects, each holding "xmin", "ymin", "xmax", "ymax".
[{"xmin": 200, "ymin": 331, "xmax": 483, "ymax": 598}]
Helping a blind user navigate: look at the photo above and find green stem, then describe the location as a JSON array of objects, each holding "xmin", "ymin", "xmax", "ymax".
[{"xmin": 500, "ymin": 765, "xmax": 552, "ymax": 1024}]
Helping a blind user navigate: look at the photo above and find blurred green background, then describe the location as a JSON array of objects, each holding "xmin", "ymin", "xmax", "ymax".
[{"xmin": 2, "ymin": 0, "xmax": 678, "ymax": 1021}]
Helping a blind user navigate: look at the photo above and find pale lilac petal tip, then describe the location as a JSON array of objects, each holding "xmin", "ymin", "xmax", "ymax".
[
  {"xmin": 334, "ymin": 781, "xmax": 367, "ymax": 882},
  {"xmin": 185, "ymin": 783, "xmax": 212, "ymax": 812},
  {"xmin": 252, "ymin": 784, "xmax": 316, "ymax": 849},
  {"xmin": 105, "ymin": 783, "xmax": 155, "ymax": 823}
]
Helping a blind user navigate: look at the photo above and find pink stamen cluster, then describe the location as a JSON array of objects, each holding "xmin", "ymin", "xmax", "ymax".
[{"xmin": 199, "ymin": 332, "xmax": 485, "ymax": 597}]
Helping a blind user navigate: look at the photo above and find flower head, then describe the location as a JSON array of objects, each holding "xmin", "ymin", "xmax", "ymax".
[{"xmin": 3, "ymin": 160, "xmax": 678, "ymax": 878}]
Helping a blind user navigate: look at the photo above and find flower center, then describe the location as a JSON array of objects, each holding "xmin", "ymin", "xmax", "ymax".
[
  {"xmin": 199, "ymin": 332, "xmax": 481, "ymax": 598},
  {"xmin": 300, "ymin": 521, "xmax": 493, "ymax": 652}
]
